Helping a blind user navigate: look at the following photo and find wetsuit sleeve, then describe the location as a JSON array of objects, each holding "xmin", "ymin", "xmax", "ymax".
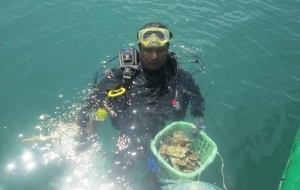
[
  {"xmin": 179, "ymin": 69, "xmax": 205, "ymax": 118},
  {"xmin": 76, "ymin": 87, "xmax": 103, "ymax": 130},
  {"xmin": 76, "ymin": 68, "xmax": 125, "ymax": 130}
]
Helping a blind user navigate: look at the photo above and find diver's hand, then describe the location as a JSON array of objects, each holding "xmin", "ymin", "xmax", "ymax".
[
  {"xmin": 75, "ymin": 134, "xmax": 97, "ymax": 153},
  {"xmin": 75, "ymin": 120, "xmax": 97, "ymax": 142},
  {"xmin": 75, "ymin": 121, "xmax": 97, "ymax": 152},
  {"xmin": 191, "ymin": 117, "xmax": 206, "ymax": 134}
]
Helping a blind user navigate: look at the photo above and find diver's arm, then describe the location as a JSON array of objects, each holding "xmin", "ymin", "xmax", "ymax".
[
  {"xmin": 190, "ymin": 82, "xmax": 206, "ymax": 131},
  {"xmin": 76, "ymin": 88, "xmax": 102, "ymax": 140},
  {"xmin": 179, "ymin": 69, "xmax": 206, "ymax": 130},
  {"xmin": 179, "ymin": 69, "xmax": 205, "ymax": 117},
  {"xmin": 190, "ymin": 86, "xmax": 205, "ymax": 118},
  {"xmin": 76, "ymin": 66, "xmax": 125, "ymax": 139},
  {"xmin": 76, "ymin": 108, "xmax": 96, "ymax": 139}
]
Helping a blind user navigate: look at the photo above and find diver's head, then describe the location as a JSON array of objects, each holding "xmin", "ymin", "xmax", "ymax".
[
  {"xmin": 137, "ymin": 22, "xmax": 173, "ymax": 47},
  {"xmin": 137, "ymin": 22, "xmax": 173, "ymax": 71}
]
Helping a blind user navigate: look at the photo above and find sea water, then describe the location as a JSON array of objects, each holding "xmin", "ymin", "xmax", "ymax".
[{"xmin": 1, "ymin": 1, "xmax": 300, "ymax": 189}]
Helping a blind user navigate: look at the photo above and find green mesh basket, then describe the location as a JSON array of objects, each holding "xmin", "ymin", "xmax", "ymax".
[{"xmin": 150, "ymin": 121, "xmax": 217, "ymax": 180}]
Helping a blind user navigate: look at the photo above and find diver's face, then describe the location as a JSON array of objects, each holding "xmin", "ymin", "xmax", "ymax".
[{"xmin": 139, "ymin": 43, "xmax": 169, "ymax": 71}]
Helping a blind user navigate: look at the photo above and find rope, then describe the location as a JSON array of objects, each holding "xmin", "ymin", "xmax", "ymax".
[{"xmin": 217, "ymin": 151, "xmax": 228, "ymax": 190}]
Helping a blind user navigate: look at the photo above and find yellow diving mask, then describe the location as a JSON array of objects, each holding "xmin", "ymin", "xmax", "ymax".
[{"xmin": 138, "ymin": 27, "xmax": 170, "ymax": 46}]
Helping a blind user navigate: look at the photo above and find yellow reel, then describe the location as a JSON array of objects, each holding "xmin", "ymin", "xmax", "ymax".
[
  {"xmin": 22, "ymin": 135, "xmax": 61, "ymax": 142},
  {"xmin": 94, "ymin": 108, "xmax": 108, "ymax": 121}
]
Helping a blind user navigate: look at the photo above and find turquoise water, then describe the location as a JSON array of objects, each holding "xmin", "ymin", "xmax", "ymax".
[{"xmin": 1, "ymin": 0, "xmax": 300, "ymax": 189}]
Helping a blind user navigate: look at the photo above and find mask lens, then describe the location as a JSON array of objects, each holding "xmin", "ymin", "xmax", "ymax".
[
  {"xmin": 153, "ymin": 31, "xmax": 165, "ymax": 39},
  {"xmin": 143, "ymin": 31, "xmax": 165, "ymax": 41},
  {"xmin": 143, "ymin": 31, "xmax": 153, "ymax": 41}
]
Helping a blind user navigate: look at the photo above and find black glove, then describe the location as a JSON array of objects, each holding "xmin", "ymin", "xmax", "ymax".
[
  {"xmin": 75, "ymin": 134, "xmax": 98, "ymax": 153},
  {"xmin": 192, "ymin": 117, "xmax": 206, "ymax": 132}
]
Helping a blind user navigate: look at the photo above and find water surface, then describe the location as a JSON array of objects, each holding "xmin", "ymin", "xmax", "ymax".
[{"xmin": 1, "ymin": 1, "xmax": 300, "ymax": 189}]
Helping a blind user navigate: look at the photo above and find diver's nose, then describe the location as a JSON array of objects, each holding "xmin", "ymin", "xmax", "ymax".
[{"xmin": 151, "ymin": 51, "xmax": 158, "ymax": 60}]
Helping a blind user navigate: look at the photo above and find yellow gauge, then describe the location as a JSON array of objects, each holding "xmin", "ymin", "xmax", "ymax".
[{"xmin": 108, "ymin": 87, "xmax": 126, "ymax": 98}]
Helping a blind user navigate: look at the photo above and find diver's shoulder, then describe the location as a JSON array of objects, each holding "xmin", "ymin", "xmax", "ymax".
[
  {"xmin": 178, "ymin": 68, "xmax": 194, "ymax": 83},
  {"xmin": 178, "ymin": 67, "xmax": 192, "ymax": 75},
  {"xmin": 105, "ymin": 67, "xmax": 124, "ymax": 79},
  {"xmin": 97, "ymin": 71, "xmax": 121, "ymax": 85}
]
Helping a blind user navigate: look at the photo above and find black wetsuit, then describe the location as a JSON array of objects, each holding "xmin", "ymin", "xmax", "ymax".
[{"xmin": 77, "ymin": 52, "xmax": 205, "ymax": 188}]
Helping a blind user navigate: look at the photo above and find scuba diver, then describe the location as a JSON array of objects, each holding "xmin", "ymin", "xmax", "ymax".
[{"xmin": 76, "ymin": 22, "xmax": 205, "ymax": 189}]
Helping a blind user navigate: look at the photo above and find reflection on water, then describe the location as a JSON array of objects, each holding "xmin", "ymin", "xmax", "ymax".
[{"xmin": 4, "ymin": 104, "xmax": 118, "ymax": 189}]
